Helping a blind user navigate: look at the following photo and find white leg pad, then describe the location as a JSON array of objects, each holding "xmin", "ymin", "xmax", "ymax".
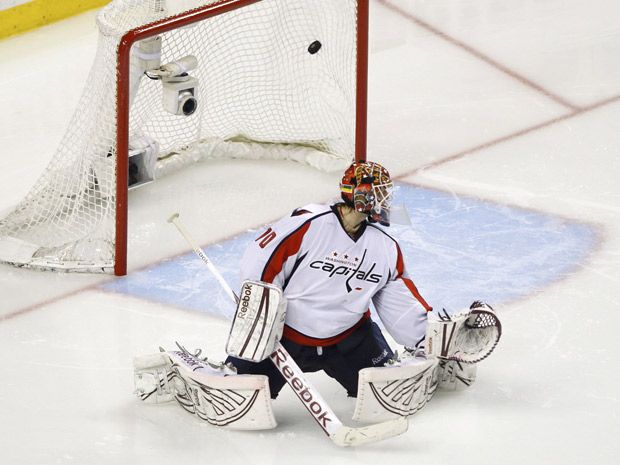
[
  {"xmin": 353, "ymin": 354, "xmax": 439, "ymax": 423},
  {"xmin": 134, "ymin": 349, "xmax": 277, "ymax": 430}
]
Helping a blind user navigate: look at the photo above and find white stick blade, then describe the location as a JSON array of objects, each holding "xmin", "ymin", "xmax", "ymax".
[{"xmin": 330, "ymin": 417, "xmax": 408, "ymax": 447}]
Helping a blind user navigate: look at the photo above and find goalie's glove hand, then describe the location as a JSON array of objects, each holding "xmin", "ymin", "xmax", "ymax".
[{"xmin": 426, "ymin": 301, "xmax": 501, "ymax": 364}]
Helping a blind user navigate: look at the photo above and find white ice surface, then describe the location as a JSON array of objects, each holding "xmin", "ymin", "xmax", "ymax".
[{"xmin": 1, "ymin": 1, "xmax": 619, "ymax": 464}]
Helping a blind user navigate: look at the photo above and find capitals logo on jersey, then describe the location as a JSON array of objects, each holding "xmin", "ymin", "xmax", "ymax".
[{"xmin": 309, "ymin": 248, "xmax": 383, "ymax": 292}]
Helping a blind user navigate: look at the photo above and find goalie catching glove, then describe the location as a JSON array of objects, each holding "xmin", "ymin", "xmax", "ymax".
[{"xmin": 426, "ymin": 301, "xmax": 501, "ymax": 364}]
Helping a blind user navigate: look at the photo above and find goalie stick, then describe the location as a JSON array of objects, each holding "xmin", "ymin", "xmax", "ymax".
[{"xmin": 168, "ymin": 213, "xmax": 408, "ymax": 447}]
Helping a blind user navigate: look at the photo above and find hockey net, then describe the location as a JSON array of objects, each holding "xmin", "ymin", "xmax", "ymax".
[{"xmin": 0, "ymin": 0, "xmax": 367, "ymax": 274}]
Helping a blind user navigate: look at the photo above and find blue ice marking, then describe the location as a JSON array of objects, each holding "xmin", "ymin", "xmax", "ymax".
[{"xmin": 100, "ymin": 184, "xmax": 597, "ymax": 315}]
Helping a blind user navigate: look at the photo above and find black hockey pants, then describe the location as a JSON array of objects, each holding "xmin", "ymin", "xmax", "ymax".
[{"xmin": 226, "ymin": 319, "xmax": 394, "ymax": 398}]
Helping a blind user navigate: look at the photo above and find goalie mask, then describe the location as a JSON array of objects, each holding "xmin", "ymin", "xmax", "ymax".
[{"xmin": 340, "ymin": 161, "xmax": 394, "ymax": 226}]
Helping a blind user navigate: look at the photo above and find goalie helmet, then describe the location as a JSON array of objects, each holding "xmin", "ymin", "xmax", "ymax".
[{"xmin": 340, "ymin": 161, "xmax": 394, "ymax": 226}]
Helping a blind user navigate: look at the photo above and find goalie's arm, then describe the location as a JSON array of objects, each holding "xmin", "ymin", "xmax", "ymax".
[
  {"xmin": 372, "ymin": 278, "xmax": 431, "ymax": 348},
  {"xmin": 372, "ymin": 245, "xmax": 432, "ymax": 349},
  {"xmin": 240, "ymin": 211, "xmax": 320, "ymax": 287}
]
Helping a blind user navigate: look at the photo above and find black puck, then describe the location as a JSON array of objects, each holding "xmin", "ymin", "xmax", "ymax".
[{"xmin": 308, "ymin": 40, "xmax": 322, "ymax": 55}]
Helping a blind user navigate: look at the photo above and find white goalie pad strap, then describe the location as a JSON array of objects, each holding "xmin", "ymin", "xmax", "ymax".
[
  {"xmin": 426, "ymin": 301, "xmax": 502, "ymax": 364},
  {"xmin": 226, "ymin": 280, "xmax": 287, "ymax": 362},
  {"xmin": 133, "ymin": 348, "xmax": 277, "ymax": 430},
  {"xmin": 134, "ymin": 352, "xmax": 176, "ymax": 404},
  {"xmin": 352, "ymin": 354, "xmax": 439, "ymax": 423},
  {"xmin": 436, "ymin": 359, "xmax": 477, "ymax": 390}
]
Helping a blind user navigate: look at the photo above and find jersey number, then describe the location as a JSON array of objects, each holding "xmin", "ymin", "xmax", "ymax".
[{"xmin": 256, "ymin": 228, "xmax": 276, "ymax": 248}]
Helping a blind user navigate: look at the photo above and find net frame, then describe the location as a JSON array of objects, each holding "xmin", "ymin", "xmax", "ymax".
[{"xmin": 114, "ymin": 0, "xmax": 369, "ymax": 275}]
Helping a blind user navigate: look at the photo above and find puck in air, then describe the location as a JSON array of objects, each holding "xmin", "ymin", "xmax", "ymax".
[{"xmin": 308, "ymin": 40, "xmax": 322, "ymax": 55}]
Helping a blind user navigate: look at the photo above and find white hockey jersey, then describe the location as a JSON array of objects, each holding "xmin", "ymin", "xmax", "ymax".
[{"xmin": 240, "ymin": 204, "xmax": 432, "ymax": 348}]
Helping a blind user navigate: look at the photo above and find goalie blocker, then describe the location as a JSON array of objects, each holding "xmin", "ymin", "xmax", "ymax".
[{"xmin": 226, "ymin": 280, "xmax": 287, "ymax": 362}]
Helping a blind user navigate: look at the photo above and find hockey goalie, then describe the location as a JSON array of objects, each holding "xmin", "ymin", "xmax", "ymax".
[{"xmin": 133, "ymin": 161, "xmax": 502, "ymax": 437}]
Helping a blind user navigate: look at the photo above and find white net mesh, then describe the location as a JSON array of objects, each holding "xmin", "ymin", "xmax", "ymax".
[{"xmin": 0, "ymin": 0, "xmax": 360, "ymax": 272}]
